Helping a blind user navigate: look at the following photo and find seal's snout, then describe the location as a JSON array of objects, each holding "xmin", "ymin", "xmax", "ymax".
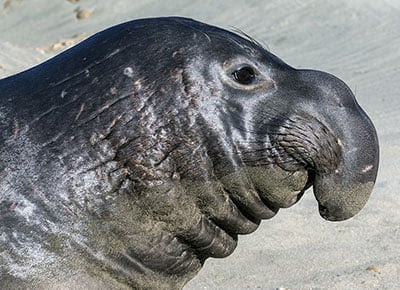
[
  {"xmin": 315, "ymin": 118, "xmax": 379, "ymax": 221},
  {"xmin": 299, "ymin": 70, "xmax": 380, "ymax": 221}
]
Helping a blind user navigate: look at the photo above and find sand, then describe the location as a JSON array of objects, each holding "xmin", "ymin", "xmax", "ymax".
[{"xmin": 1, "ymin": 0, "xmax": 399, "ymax": 289}]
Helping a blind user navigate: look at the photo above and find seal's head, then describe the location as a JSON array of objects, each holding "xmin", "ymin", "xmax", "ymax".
[
  {"xmin": 82, "ymin": 17, "xmax": 379, "ymax": 280},
  {"xmin": 159, "ymin": 18, "xmax": 379, "ymax": 222}
]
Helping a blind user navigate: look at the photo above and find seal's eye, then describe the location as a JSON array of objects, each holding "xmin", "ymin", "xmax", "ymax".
[{"xmin": 232, "ymin": 66, "xmax": 255, "ymax": 85}]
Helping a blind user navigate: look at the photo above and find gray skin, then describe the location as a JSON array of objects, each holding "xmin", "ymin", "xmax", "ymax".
[{"xmin": 0, "ymin": 17, "xmax": 379, "ymax": 289}]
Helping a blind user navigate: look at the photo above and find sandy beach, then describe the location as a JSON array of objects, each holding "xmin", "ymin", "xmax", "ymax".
[{"xmin": 1, "ymin": 0, "xmax": 399, "ymax": 289}]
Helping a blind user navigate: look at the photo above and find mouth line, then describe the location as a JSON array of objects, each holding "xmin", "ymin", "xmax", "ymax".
[
  {"xmin": 228, "ymin": 195, "xmax": 264, "ymax": 226},
  {"xmin": 185, "ymin": 186, "xmax": 298, "ymax": 261},
  {"xmin": 179, "ymin": 191, "xmax": 272, "ymax": 261},
  {"xmin": 293, "ymin": 168, "xmax": 315, "ymax": 200},
  {"xmin": 223, "ymin": 185, "xmax": 279, "ymax": 221},
  {"xmin": 305, "ymin": 169, "xmax": 316, "ymax": 188}
]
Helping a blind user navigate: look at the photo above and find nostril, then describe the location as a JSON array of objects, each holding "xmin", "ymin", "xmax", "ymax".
[
  {"xmin": 318, "ymin": 204, "xmax": 348, "ymax": 221},
  {"xmin": 318, "ymin": 204, "xmax": 329, "ymax": 217}
]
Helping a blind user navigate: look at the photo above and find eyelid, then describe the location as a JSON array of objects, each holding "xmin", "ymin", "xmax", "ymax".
[
  {"xmin": 228, "ymin": 64, "xmax": 259, "ymax": 76},
  {"xmin": 222, "ymin": 62, "xmax": 275, "ymax": 91}
]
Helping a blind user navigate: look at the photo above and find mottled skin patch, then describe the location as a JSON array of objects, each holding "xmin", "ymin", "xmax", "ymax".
[{"xmin": 0, "ymin": 17, "xmax": 379, "ymax": 289}]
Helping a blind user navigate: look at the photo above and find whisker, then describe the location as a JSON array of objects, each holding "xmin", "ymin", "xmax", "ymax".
[{"xmin": 228, "ymin": 26, "xmax": 270, "ymax": 52}]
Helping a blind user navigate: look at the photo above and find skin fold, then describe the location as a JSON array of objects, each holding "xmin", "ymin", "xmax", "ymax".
[{"xmin": 0, "ymin": 17, "xmax": 379, "ymax": 289}]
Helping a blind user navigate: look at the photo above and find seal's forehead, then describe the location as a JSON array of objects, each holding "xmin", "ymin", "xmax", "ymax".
[
  {"xmin": 212, "ymin": 30, "xmax": 265, "ymax": 57},
  {"xmin": 169, "ymin": 17, "xmax": 265, "ymax": 57}
]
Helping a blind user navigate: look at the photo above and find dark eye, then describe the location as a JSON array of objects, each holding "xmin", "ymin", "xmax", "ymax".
[{"xmin": 232, "ymin": 66, "xmax": 255, "ymax": 85}]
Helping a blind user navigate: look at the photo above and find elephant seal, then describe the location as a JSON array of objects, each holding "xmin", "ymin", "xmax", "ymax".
[{"xmin": 0, "ymin": 17, "xmax": 379, "ymax": 289}]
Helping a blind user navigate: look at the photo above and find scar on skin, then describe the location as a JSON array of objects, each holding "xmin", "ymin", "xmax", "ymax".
[
  {"xmin": 362, "ymin": 165, "xmax": 373, "ymax": 173},
  {"xmin": 123, "ymin": 67, "xmax": 134, "ymax": 78},
  {"xmin": 110, "ymin": 87, "xmax": 118, "ymax": 95},
  {"xmin": 134, "ymin": 79, "xmax": 143, "ymax": 90},
  {"xmin": 12, "ymin": 119, "xmax": 19, "ymax": 140},
  {"xmin": 171, "ymin": 68, "xmax": 184, "ymax": 83},
  {"xmin": 172, "ymin": 47, "xmax": 185, "ymax": 58},
  {"xmin": 108, "ymin": 48, "xmax": 120, "ymax": 58},
  {"xmin": 107, "ymin": 114, "xmax": 124, "ymax": 131},
  {"xmin": 61, "ymin": 90, "xmax": 67, "ymax": 98},
  {"xmin": 75, "ymin": 103, "xmax": 85, "ymax": 121}
]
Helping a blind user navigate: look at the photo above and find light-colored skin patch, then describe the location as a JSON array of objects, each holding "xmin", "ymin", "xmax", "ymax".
[
  {"xmin": 60, "ymin": 90, "xmax": 67, "ymax": 98},
  {"xmin": 123, "ymin": 67, "xmax": 134, "ymax": 78},
  {"xmin": 172, "ymin": 47, "xmax": 185, "ymax": 58},
  {"xmin": 74, "ymin": 103, "xmax": 85, "ymax": 121},
  {"xmin": 134, "ymin": 78, "xmax": 144, "ymax": 91},
  {"xmin": 13, "ymin": 199, "xmax": 36, "ymax": 222},
  {"xmin": 362, "ymin": 164, "xmax": 374, "ymax": 173},
  {"xmin": 108, "ymin": 49, "xmax": 121, "ymax": 58},
  {"xmin": 0, "ymin": 134, "xmax": 74, "ymax": 282},
  {"xmin": 110, "ymin": 87, "xmax": 118, "ymax": 95},
  {"xmin": 12, "ymin": 118, "xmax": 19, "ymax": 140},
  {"xmin": 104, "ymin": 114, "xmax": 125, "ymax": 137}
]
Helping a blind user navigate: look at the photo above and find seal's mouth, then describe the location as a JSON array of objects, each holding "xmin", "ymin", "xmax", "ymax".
[
  {"xmin": 176, "ymin": 168, "xmax": 316, "ymax": 262},
  {"xmin": 113, "ymin": 169, "xmax": 315, "ymax": 277}
]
